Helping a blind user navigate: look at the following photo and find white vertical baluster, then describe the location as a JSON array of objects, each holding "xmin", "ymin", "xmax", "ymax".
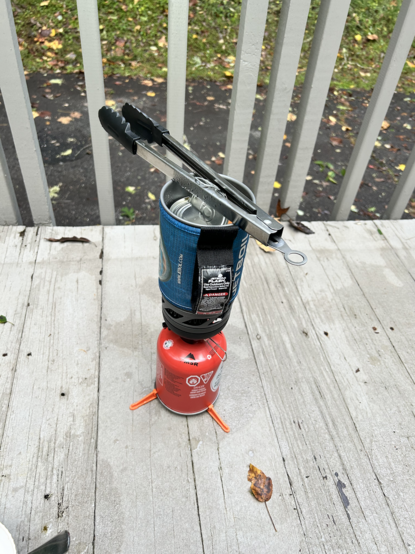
[
  {"xmin": 332, "ymin": 0, "xmax": 415, "ymax": 221},
  {"xmin": 167, "ymin": 0, "xmax": 189, "ymax": 156},
  {"xmin": 254, "ymin": 0, "xmax": 312, "ymax": 210},
  {"xmin": 0, "ymin": 0, "xmax": 55, "ymax": 225},
  {"xmin": 77, "ymin": 0, "xmax": 115, "ymax": 225},
  {"xmin": 224, "ymin": 0, "xmax": 269, "ymax": 183},
  {"xmin": 384, "ymin": 146, "xmax": 415, "ymax": 220},
  {"xmin": 279, "ymin": 0, "xmax": 351, "ymax": 219},
  {"xmin": 0, "ymin": 139, "xmax": 22, "ymax": 225}
]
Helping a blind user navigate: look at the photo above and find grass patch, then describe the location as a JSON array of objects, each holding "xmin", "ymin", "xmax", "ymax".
[{"xmin": 12, "ymin": 0, "xmax": 415, "ymax": 93}]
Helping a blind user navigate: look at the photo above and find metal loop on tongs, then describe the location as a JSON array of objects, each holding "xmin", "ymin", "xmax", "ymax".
[
  {"xmin": 205, "ymin": 337, "xmax": 227, "ymax": 362},
  {"xmin": 268, "ymin": 237, "xmax": 308, "ymax": 266}
]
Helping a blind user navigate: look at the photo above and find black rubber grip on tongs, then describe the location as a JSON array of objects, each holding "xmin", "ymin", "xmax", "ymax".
[
  {"xmin": 122, "ymin": 103, "xmax": 169, "ymax": 146},
  {"xmin": 98, "ymin": 106, "xmax": 139, "ymax": 154}
]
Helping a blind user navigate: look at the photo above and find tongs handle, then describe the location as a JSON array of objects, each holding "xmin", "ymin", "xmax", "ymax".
[
  {"xmin": 122, "ymin": 103, "xmax": 259, "ymax": 216},
  {"xmin": 98, "ymin": 106, "xmax": 139, "ymax": 154}
]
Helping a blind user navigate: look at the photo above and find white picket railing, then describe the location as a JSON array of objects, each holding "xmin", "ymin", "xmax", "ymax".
[{"xmin": 0, "ymin": 0, "xmax": 414, "ymax": 226}]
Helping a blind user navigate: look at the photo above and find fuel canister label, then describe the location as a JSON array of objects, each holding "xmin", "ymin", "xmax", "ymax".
[
  {"xmin": 196, "ymin": 266, "xmax": 232, "ymax": 315},
  {"xmin": 164, "ymin": 366, "xmax": 183, "ymax": 397}
]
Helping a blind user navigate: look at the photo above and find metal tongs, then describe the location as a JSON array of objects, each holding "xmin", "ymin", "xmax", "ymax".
[{"xmin": 98, "ymin": 103, "xmax": 307, "ymax": 266}]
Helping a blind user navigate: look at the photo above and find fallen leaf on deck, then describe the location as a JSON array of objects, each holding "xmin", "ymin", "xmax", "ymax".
[
  {"xmin": 105, "ymin": 99, "xmax": 116, "ymax": 107},
  {"xmin": 142, "ymin": 79, "xmax": 153, "ymax": 86},
  {"xmin": 125, "ymin": 186, "xmax": 136, "ymax": 194},
  {"xmin": 0, "ymin": 315, "xmax": 14, "ymax": 325},
  {"xmin": 248, "ymin": 464, "xmax": 273, "ymax": 502},
  {"xmin": 46, "ymin": 236, "xmax": 92, "ymax": 244},
  {"xmin": 206, "ymin": 96, "xmax": 215, "ymax": 101},
  {"xmin": 256, "ymin": 240, "xmax": 275, "ymax": 253},
  {"xmin": 289, "ymin": 220, "xmax": 315, "ymax": 235},
  {"xmin": 147, "ymin": 192, "xmax": 156, "ymax": 200},
  {"xmin": 49, "ymin": 78, "xmax": 63, "ymax": 85},
  {"xmin": 276, "ymin": 199, "xmax": 290, "ymax": 219},
  {"xmin": 342, "ymin": 125, "xmax": 352, "ymax": 131},
  {"xmin": 274, "ymin": 181, "xmax": 281, "ymax": 189},
  {"xmin": 70, "ymin": 111, "xmax": 82, "ymax": 119},
  {"xmin": 329, "ymin": 116, "xmax": 337, "ymax": 125},
  {"xmin": 58, "ymin": 116, "xmax": 72, "ymax": 125},
  {"xmin": 147, "ymin": 91, "xmax": 156, "ymax": 97},
  {"xmin": 329, "ymin": 137, "xmax": 343, "ymax": 146},
  {"xmin": 32, "ymin": 111, "xmax": 39, "ymax": 118},
  {"xmin": 38, "ymin": 111, "xmax": 51, "ymax": 118},
  {"xmin": 247, "ymin": 464, "xmax": 276, "ymax": 531},
  {"xmin": 214, "ymin": 157, "xmax": 223, "ymax": 165},
  {"xmin": 287, "ymin": 113, "xmax": 297, "ymax": 122},
  {"xmin": 60, "ymin": 149, "xmax": 72, "ymax": 156},
  {"xmin": 396, "ymin": 164, "xmax": 406, "ymax": 171}
]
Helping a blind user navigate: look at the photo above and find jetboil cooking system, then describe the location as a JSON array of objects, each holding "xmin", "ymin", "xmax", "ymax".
[{"xmin": 99, "ymin": 103, "xmax": 307, "ymax": 432}]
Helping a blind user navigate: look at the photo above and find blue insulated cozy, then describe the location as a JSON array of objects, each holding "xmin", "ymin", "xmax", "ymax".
[
  {"xmin": 158, "ymin": 177, "xmax": 254, "ymax": 317},
  {"xmin": 159, "ymin": 203, "xmax": 249, "ymax": 312}
]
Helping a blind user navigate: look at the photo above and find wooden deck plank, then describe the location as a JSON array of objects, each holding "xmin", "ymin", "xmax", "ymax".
[
  {"xmin": 239, "ymin": 233, "xmax": 408, "ymax": 552},
  {"xmin": 0, "ymin": 227, "xmax": 40, "ymax": 440},
  {"xmin": 326, "ymin": 221, "xmax": 415, "ymax": 383},
  {"xmin": 283, "ymin": 221, "xmax": 415, "ymax": 551},
  {"xmin": 95, "ymin": 226, "xmax": 204, "ymax": 554},
  {"xmin": 375, "ymin": 220, "xmax": 415, "ymax": 279},
  {"xmin": 187, "ymin": 298, "xmax": 306, "ymax": 553},
  {"xmin": 0, "ymin": 226, "xmax": 103, "ymax": 554}
]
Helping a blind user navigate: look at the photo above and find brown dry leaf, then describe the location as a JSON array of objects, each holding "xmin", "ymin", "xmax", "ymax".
[
  {"xmin": 70, "ymin": 111, "xmax": 82, "ymax": 119},
  {"xmin": 367, "ymin": 34, "xmax": 378, "ymax": 41},
  {"xmin": 287, "ymin": 112, "xmax": 297, "ymax": 122},
  {"xmin": 38, "ymin": 110, "xmax": 51, "ymax": 118},
  {"xmin": 57, "ymin": 116, "xmax": 72, "ymax": 125},
  {"xmin": 256, "ymin": 240, "xmax": 275, "ymax": 253},
  {"xmin": 330, "ymin": 136, "xmax": 343, "ymax": 146},
  {"xmin": 158, "ymin": 35, "xmax": 167, "ymax": 48},
  {"xmin": 381, "ymin": 120, "xmax": 390, "ymax": 130},
  {"xmin": 153, "ymin": 77, "xmax": 165, "ymax": 83},
  {"xmin": 289, "ymin": 220, "xmax": 315, "ymax": 235},
  {"xmin": 342, "ymin": 125, "xmax": 352, "ymax": 132},
  {"xmin": 329, "ymin": 115, "xmax": 337, "ymax": 125},
  {"xmin": 276, "ymin": 199, "xmax": 290, "ymax": 219},
  {"xmin": 142, "ymin": 79, "xmax": 153, "ymax": 86},
  {"xmin": 247, "ymin": 464, "xmax": 273, "ymax": 502},
  {"xmin": 214, "ymin": 157, "xmax": 223, "ymax": 165},
  {"xmin": 46, "ymin": 236, "xmax": 91, "ymax": 244}
]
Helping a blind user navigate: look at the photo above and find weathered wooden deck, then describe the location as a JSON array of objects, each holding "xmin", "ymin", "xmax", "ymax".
[{"xmin": 0, "ymin": 220, "xmax": 414, "ymax": 554}]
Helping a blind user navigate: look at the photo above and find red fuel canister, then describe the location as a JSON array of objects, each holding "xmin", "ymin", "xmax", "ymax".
[{"xmin": 156, "ymin": 327, "xmax": 227, "ymax": 415}]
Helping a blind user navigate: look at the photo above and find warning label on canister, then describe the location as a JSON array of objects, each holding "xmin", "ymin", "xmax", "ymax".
[{"xmin": 164, "ymin": 366, "xmax": 183, "ymax": 397}]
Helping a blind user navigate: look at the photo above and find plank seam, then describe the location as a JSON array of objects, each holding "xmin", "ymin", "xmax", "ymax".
[
  {"xmin": 237, "ymin": 298, "xmax": 310, "ymax": 550},
  {"xmin": 0, "ymin": 227, "xmax": 41, "ymax": 447},
  {"xmin": 186, "ymin": 417, "xmax": 206, "ymax": 554},
  {"xmin": 92, "ymin": 226, "xmax": 104, "ymax": 553}
]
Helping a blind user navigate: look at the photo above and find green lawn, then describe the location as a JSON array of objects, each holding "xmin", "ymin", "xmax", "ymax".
[{"xmin": 12, "ymin": 0, "xmax": 415, "ymax": 93}]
